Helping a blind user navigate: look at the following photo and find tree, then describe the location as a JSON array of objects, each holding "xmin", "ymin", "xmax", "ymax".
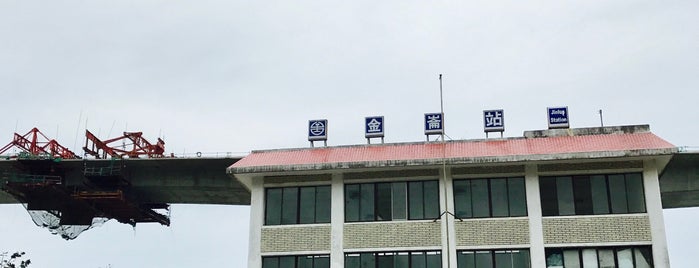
[{"xmin": 0, "ymin": 252, "xmax": 31, "ymax": 268}]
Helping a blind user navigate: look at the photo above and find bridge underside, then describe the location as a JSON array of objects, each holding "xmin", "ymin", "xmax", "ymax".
[{"xmin": 660, "ymin": 153, "xmax": 699, "ymax": 209}]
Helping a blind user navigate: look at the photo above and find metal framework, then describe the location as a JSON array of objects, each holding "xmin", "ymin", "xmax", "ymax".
[
  {"xmin": 0, "ymin": 128, "xmax": 80, "ymax": 159},
  {"xmin": 83, "ymin": 130, "xmax": 165, "ymax": 159}
]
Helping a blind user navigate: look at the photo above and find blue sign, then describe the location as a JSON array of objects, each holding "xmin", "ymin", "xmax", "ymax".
[
  {"xmin": 365, "ymin": 116, "xmax": 384, "ymax": 138},
  {"xmin": 483, "ymin": 109, "xmax": 505, "ymax": 132},
  {"xmin": 424, "ymin": 113, "xmax": 444, "ymax": 135},
  {"xmin": 308, "ymin": 119, "xmax": 328, "ymax": 141},
  {"xmin": 548, "ymin": 107, "xmax": 570, "ymax": 129}
]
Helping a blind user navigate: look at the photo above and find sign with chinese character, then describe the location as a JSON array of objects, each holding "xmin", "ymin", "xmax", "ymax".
[
  {"xmin": 547, "ymin": 107, "xmax": 570, "ymax": 129},
  {"xmin": 308, "ymin": 119, "xmax": 328, "ymax": 141},
  {"xmin": 365, "ymin": 116, "xmax": 384, "ymax": 138},
  {"xmin": 483, "ymin": 109, "xmax": 505, "ymax": 132},
  {"xmin": 424, "ymin": 113, "xmax": 444, "ymax": 135}
]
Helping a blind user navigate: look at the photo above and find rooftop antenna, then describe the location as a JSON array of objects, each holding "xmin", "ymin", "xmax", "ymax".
[
  {"xmin": 598, "ymin": 109, "xmax": 604, "ymax": 127},
  {"xmin": 73, "ymin": 110, "xmax": 82, "ymax": 153},
  {"xmin": 435, "ymin": 74, "xmax": 458, "ymax": 268}
]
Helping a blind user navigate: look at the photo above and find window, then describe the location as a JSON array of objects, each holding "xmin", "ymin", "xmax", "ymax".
[
  {"xmin": 540, "ymin": 173, "xmax": 646, "ymax": 216},
  {"xmin": 457, "ymin": 249, "xmax": 530, "ymax": 268},
  {"xmin": 263, "ymin": 255, "xmax": 330, "ymax": 268},
  {"xmin": 345, "ymin": 251, "xmax": 441, "ymax": 268},
  {"xmin": 545, "ymin": 246, "xmax": 652, "ymax": 268},
  {"xmin": 453, "ymin": 177, "xmax": 527, "ymax": 219},
  {"xmin": 265, "ymin": 186, "xmax": 330, "ymax": 225},
  {"xmin": 345, "ymin": 180, "xmax": 439, "ymax": 222}
]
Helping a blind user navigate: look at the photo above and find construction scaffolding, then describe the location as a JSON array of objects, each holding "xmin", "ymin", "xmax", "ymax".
[{"xmin": 0, "ymin": 128, "xmax": 170, "ymax": 240}]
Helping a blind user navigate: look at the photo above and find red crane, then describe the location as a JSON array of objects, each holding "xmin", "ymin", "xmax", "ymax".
[
  {"xmin": 0, "ymin": 128, "xmax": 80, "ymax": 159},
  {"xmin": 83, "ymin": 130, "xmax": 166, "ymax": 159}
]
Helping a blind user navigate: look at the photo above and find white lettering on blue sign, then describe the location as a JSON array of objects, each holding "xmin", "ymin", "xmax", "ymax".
[
  {"xmin": 547, "ymin": 107, "xmax": 570, "ymax": 129},
  {"xmin": 365, "ymin": 116, "xmax": 384, "ymax": 138},
  {"xmin": 308, "ymin": 119, "xmax": 328, "ymax": 141},
  {"xmin": 484, "ymin": 109, "xmax": 505, "ymax": 132},
  {"xmin": 424, "ymin": 113, "xmax": 444, "ymax": 135}
]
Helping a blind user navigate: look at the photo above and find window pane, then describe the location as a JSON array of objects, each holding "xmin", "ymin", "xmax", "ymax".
[
  {"xmin": 495, "ymin": 250, "xmax": 514, "ymax": 268},
  {"xmin": 472, "ymin": 179, "xmax": 491, "ymax": 217},
  {"xmin": 411, "ymin": 252, "xmax": 427, "ymax": 268},
  {"xmin": 426, "ymin": 252, "xmax": 441, "ymax": 268},
  {"xmin": 392, "ymin": 182, "xmax": 407, "ymax": 220},
  {"xmin": 590, "ymin": 175, "xmax": 610, "ymax": 215},
  {"xmin": 454, "ymin": 180, "xmax": 472, "ymax": 218},
  {"xmin": 491, "ymin": 179, "xmax": 509, "ymax": 217},
  {"xmin": 279, "ymin": 256, "xmax": 295, "ymax": 268},
  {"xmin": 315, "ymin": 256, "xmax": 330, "ymax": 268},
  {"xmin": 625, "ymin": 173, "xmax": 646, "ymax": 213},
  {"xmin": 617, "ymin": 248, "xmax": 633, "ymax": 268},
  {"xmin": 563, "ymin": 249, "xmax": 581, "ymax": 268},
  {"xmin": 409, "ymin": 181, "xmax": 425, "ymax": 219},
  {"xmin": 360, "ymin": 253, "xmax": 375, "ymax": 268},
  {"xmin": 345, "ymin": 254, "xmax": 360, "ymax": 268},
  {"xmin": 345, "ymin": 185, "xmax": 360, "ymax": 222},
  {"xmin": 458, "ymin": 251, "xmax": 476, "ymax": 268},
  {"xmin": 265, "ymin": 188, "xmax": 283, "ymax": 225},
  {"xmin": 512, "ymin": 250, "xmax": 530, "ymax": 268},
  {"xmin": 475, "ymin": 251, "xmax": 494, "ymax": 268},
  {"xmin": 360, "ymin": 184, "xmax": 375, "ymax": 221},
  {"xmin": 423, "ymin": 181, "xmax": 440, "ymax": 219},
  {"xmin": 545, "ymin": 249, "xmax": 563, "ymax": 268},
  {"xmin": 508, "ymin": 178, "xmax": 527, "ymax": 217},
  {"xmin": 299, "ymin": 187, "xmax": 316, "ymax": 224},
  {"xmin": 315, "ymin": 186, "xmax": 331, "ymax": 223},
  {"xmin": 297, "ymin": 255, "xmax": 314, "ymax": 268},
  {"xmin": 573, "ymin": 176, "xmax": 593, "ymax": 215},
  {"xmin": 634, "ymin": 247, "xmax": 653, "ymax": 268},
  {"xmin": 281, "ymin": 188, "xmax": 299, "ymax": 224},
  {"xmin": 262, "ymin": 257, "xmax": 278, "ymax": 268},
  {"xmin": 608, "ymin": 174, "xmax": 628, "ymax": 213},
  {"xmin": 376, "ymin": 183, "xmax": 393, "ymax": 221},
  {"xmin": 582, "ymin": 249, "xmax": 598, "ymax": 268},
  {"xmin": 556, "ymin": 177, "xmax": 575, "ymax": 216},
  {"xmin": 395, "ymin": 253, "xmax": 409, "ymax": 268},
  {"xmin": 540, "ymin": 177, "xmax": 559, "ymax": 216},
  {"xmin": 377, "ymin": 253, "xmax": 394, "ymax": 268},
  {"xmin": 597, "ymin": 249, "xmax": 615, "ymax": 268}
]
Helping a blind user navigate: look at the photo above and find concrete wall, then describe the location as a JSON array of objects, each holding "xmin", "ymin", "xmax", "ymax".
[
  {"xmin": 455, "ymin": 218, "xmax": 529, "ymax": 247},
  {"xmin": 344, "ymin": 221, "xmax": 442, "ymax": 249},
  {"xmin": 542, "ymin": 215, "xmax": 651, "ymax": 244},
  {"xmin": 261, "ymin": 225, "xmax": 331, "ymax": 253}
]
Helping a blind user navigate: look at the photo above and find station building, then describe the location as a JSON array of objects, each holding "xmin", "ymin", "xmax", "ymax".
[{"xmin": 228, "ymin": 125, "xmax": 692, "ymax": 268}]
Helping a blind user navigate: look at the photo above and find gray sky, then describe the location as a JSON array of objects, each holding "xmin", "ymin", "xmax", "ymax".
[{"xmin": 1, "ymin": 0, "xmax": 698, "ymax": 267}]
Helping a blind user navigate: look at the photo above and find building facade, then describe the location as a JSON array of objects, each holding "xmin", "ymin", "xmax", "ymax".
[{"xmin": 228, "ymin": 125, "xmax": 678, "ymax": 268}]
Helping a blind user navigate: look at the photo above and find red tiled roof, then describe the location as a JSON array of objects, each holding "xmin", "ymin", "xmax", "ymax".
[{"xmin": 231, "ymin": 132, "xmax": 675, "ymax": 170}]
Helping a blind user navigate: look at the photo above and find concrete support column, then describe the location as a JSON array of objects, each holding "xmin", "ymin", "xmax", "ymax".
[
  {"xmin": 525, "ymin": 164, "xmax": 545, "ymax": 267},
  {"xmin": 248, "ymin": 177, "xmax": 264, "ymax": 268},
  {"xmin": 330, "ymin": 173, "xmax": 344, "ymax": 268},
  {"xmin": 439, "ymin": 167, "xmax": 457, "ymax": 268},
  {"xmin": 643, "ymin": 159, "xmax": 671, "ymax": 268}
]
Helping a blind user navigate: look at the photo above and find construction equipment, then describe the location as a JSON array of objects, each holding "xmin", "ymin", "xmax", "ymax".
[
  {"xmin": 0, "ymin": 128, "xmax": 80, "ymax": 159},
  {"xmin": 83, "ymin": 130, "xmax": 165, "ymax": 159}
]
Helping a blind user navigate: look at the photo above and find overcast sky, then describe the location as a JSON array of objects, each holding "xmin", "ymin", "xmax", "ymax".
[{"xmin": 1, "ymin": 0, "xmax": 698, "ymax": 267}]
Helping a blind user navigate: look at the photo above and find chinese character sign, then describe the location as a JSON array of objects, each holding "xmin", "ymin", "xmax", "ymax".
[
  {"xmin": 547, "ymin": 107, "xmax": 570, "ymax": 129},
  {"xmin": 308, "ymin": 119, "xmax": 328, "ymax": 141},
  {"xmin": 365, "ymin": 116, "xmax": 384, "ymax": 138},
  {"xmin": 483, "ymin": 109, "xmax": 505, "ymax": 132},
  {"xmin": 424, "ymin": 113, "xmax": 444, "ymax": 135}
]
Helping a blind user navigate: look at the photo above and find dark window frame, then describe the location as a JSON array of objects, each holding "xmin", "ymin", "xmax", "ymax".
[
  {"xmin": 262, "ymin": 255, "xmax": 330, "ymax": 268},
  {"xmin": 540, "ymin": 172, "xmax": 646, "ymax": 217},
  {"xmin": 545, "ymin": 246, "xmax": 653, "ymax": 268},
  {"xmin": 457, "ymin": 248, "xmax": 531, "ymax": 268},
  {"xmin": 344, "ymin": 180, "xmax": 440, "ymax": 222},
  {"xmin": 264, "ymin": 185, "xmax": 331, "ymax": 226},
  {"xmin": 345, "ymin": 250, "xmax": 442, "ymax": 268},
  {"xmin": 453, "ymin": 177, "xmax": 528, "ymax": 219}
]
